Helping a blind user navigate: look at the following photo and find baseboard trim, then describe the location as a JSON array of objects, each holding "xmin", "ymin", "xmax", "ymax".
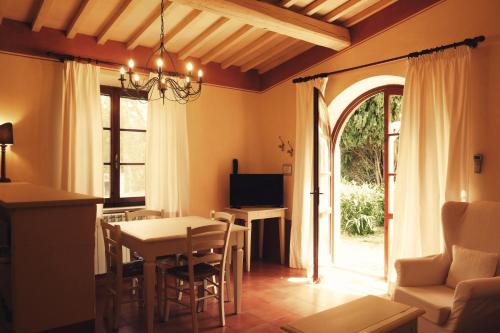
[{"xmin": 40, "ymin": 319, "xmax": 95, "ymax": 333}]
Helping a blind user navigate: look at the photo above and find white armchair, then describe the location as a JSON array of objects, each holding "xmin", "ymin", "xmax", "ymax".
[{"xmin": 393, "ymin": 201, "xmax": 500, "ymax": 333}]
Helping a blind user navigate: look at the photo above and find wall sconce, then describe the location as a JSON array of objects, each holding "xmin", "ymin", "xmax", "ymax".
[
  {"xmin": 287, "ymin": 140, "xmax": 294, "ymax": 157},
  {"xmin": 0, "ymin": 122, "xmax": 14, "ymax": 183},
  {"xmin": 278, "ymin": 136, "xmax": 285, "ymax": 152},
  {"xmin": 474, "ymin": 154, "xmax": 483, "ymax": 173}
]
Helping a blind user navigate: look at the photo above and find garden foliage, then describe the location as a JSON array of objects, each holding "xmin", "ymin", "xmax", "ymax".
[{"xmin": 340, "ymin": 181, "xmax": 384, "ymax": 236}]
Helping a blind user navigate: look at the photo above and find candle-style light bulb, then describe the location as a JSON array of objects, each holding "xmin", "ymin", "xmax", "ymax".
[
  {"xmin": 161, "ymin": 78, "xmax": 166, "ymax": 84},
  {"xmin": 128, "ymin": 59, "xmax": 135, "ymax": 69},
  {"xmin": 133, "ymin": 74, "xmax": 140, "ymax": 82},
  {"xmin": 186, "ymin": 76, "xmax": 191, "ymax": 83},
  {"xmin": 197, "ymin": 69, "xmax": 203, "ymax": 78},
  {"xmin": 156, "ymin": 58, "xmax": 163, "ymax": 68},
  {"xmin": 120, "ymin": 67, "xmax": 125, "ymax": 75},
  {"xmin": 186, "ymin": 62, "xmax": 193, "ymax": 73}
]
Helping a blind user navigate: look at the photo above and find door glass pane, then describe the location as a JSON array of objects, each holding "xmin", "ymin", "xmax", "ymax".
[
  {"xmin": 120, "ymin": 97, "xmax": 147, "ymax": 130},
  {"xmin": 103, "ymin": 129, "xmax": 111, "ymax": 163},
  {"xmin": 104, "ymin": 165, "xmax": 111, "ymax": 198},
  {"xmin": 120, "ymin": 131, "xmax": 146, "ymax": 163},
  {"xmin": 388, "ymin": 134, "xmax": 399, "ymax": 174},
  {"xmin": 120, "ymin": 165, "xmax": 145, "ymax": 198},
  {"xmin": 388, "ymin": 175, "xmax": 396, "ymax": 214},
  {"xmin": 101, "ymin": 95, "xmax": 111, "ymax": 128},
  {"xmin": 319, "ymin": 212, "xmax": 332, "ymax": 265},
  {"xmin": 389, "ymin": 95, "xmax": 402, "ymax": 134}
]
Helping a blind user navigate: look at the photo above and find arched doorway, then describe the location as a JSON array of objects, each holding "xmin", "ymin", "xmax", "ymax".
[{"xmin": 330, "ymin": 84, "xmax": 404, "ymax": 279}]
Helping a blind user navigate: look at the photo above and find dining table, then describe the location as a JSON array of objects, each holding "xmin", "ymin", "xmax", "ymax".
[{"xmin": 111, "ymin": 216, "xmax": 248, "ymax": 333}]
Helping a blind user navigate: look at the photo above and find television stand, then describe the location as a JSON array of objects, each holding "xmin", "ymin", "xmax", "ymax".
[{"xmin": 224, "ymin": 207, "xmax": 287, "ymax": 272}]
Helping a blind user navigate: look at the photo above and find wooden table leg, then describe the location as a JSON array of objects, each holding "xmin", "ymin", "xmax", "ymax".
[
  {"xmin": 143, "ymin": 259, "xmax": 156, "ymax": 333},
  {"xmin": 245, "ymin": 219, "xmax": 251, "ymax": 272},
  {"xmin": 258, "ymin": 219, "xmax": 264, "ymax": 259},
  {"xmin": 233, "ymin": 246, "xmax": 243, "ymax": 314},
  {"xmin": 279, "ymin": 216, "xmax": 285, "ymax": 265}
]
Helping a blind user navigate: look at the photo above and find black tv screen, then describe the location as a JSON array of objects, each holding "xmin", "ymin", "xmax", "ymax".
[{"xmin": 230, "ymin": 174, "xmax": 284, "ymax": 208}]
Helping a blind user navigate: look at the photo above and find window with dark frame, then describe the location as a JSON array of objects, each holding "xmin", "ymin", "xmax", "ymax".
[{"xmin": 101, "ymin": 86, "xmax": 148, "ymax": 208}]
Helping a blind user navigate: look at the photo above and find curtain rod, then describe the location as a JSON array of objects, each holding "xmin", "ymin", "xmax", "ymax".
[
  {"xmin": 45, "ymin": 52, "xmax": 182, "ymax": 77},
  {"xmin": 292, "ymin": 35, "xmax": 485, "ymax": 84}
]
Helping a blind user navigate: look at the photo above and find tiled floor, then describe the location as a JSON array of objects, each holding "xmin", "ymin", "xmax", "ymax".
[{"xmin": 96, "ymin": 262, "xmax": 388, "ymax": 332}]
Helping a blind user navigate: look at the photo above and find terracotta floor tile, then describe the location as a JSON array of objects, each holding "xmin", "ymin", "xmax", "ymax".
[{"xmin": 96, "ymin": 261, "xmax": 385, "ymax": 332}]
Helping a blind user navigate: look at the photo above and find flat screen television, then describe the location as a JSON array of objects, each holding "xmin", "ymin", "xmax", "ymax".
[{"xmin": 230, "ymin": 174, "xmax": 284, "ymax": 208}]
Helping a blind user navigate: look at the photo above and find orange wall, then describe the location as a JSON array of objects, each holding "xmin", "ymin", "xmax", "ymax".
[
  {"xmin": 186, "ymin": 85, "xmax": 261, "ymax": 216},
  {"xmin": 0, "ymin": 53, "xmax": 62, "ymax": 187},
  {"xmin": 258, "ymin": 0, "xmax": 500, "ymax": 205}
]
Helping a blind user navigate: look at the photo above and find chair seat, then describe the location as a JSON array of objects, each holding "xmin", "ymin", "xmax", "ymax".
[
  {"xmin": 179, "ymin": 252, "xmax": 209, "ymax": 262},
  {"xmin": 393, "ymin": 285, "xmax": 454, "ymax": 325},
  {"xmin": 167, "ymin": 263, "xmax": 219, "ymax": 281},
  {"xmin": 123, "ymin": 260, "xmax": 144, "ymax": 278}
]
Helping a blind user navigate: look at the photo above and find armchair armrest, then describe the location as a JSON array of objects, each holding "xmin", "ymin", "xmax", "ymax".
[
  {"xmin": 454, "ymin": 276, "xmax": 500, "ymax": 301},
  {"xmin": 395, "ymin": 254, "xmax": 450, "ymax": 287},
  {"xmin": 446, "ymin": 276, "xmax": 500, "ymax": 332}
]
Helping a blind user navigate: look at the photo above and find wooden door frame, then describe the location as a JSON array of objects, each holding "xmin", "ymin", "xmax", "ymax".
[
  {"xmin": 313, "ymin": 88, "xmax": 320, "ymax": 283},
  {"xmin": 329, "ymin": 84, "xmax": 403, "ymax": 279}
]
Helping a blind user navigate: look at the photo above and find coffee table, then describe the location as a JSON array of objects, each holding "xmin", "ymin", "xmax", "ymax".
[{"xmin": 281, "ymin": 295, "xmax": 425, "ymax": 333}]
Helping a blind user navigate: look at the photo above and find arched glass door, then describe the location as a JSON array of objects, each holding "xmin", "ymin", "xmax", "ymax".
[{"xmin": 329, "ymin": 85, "xmax": 403, "ymax": 279}]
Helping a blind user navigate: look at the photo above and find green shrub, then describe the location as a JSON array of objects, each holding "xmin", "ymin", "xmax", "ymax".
[{"xmin": 340, "ymin": 181, "xmax": 384, "ymax": 236}]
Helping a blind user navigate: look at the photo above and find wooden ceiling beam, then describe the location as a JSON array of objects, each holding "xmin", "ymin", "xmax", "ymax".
[
  {"xmin": 221, "ymin": 31, "xmax": 281, "ymax": 69},
  {"xmin": 301, "ymin": 0, "xmax": 331, "ymax": 16},
  {"xmin": 323, "ymin": 0, "xmax": 366, "ymax": 22},
  {"xmin": 97, "ymin": 0, "xmax": 136, "ymax": 45},
  {"xmin": 32, "ymin": 0, "xmax": 55, "ymax": 32},
  {"xmin": 170, "ymin": 0, "xmax": 350, "ymax": 50},
  {"xmin": 66, "ymin": 0, "xmax": 98, "ymax": 39},
  {"xmin": 258, "ymin": 42, "xmax": 314, "ymax": 74},
  {"xmin": 280, "ymin": 0, "xmax": 300, "ymax": 8},
  {"xmin": 178, "ymin": 17, "xmax": 229, "ymax": 60},
  {"xmin": 126, "ymin": 3, "xmax": 164, "ymax": 50},
  {"xmin": 200, "ymin": 24, "xmax": 253, "ymax": 65},
  {"xmin": 240, "ymin": 38, "xmax": 301, "ymax": 72},
  {"xmin": 343, "ymin": 0, "xmax": 398, "ymax": 27},
  {"xmin": 154, "ymin": 8, "xmax": 202, "ymax": 52}
]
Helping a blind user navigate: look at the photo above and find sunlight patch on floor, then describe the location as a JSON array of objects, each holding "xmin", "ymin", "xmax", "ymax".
[
  {"xmin": 320, "ymin": 266, "xmax": 388, "ymax": 296},
  {"xmin": 287, "ymin": 266, "xmax": 388, "ymax": 298}
]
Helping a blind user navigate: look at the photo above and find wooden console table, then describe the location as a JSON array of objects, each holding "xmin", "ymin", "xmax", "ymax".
[{"xmin": 224, "ymin": 207, "xmax": 287, "ymax": 272}]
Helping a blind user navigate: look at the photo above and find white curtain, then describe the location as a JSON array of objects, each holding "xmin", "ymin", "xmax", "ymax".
[
  {"xmin": 56, "ymin": 61, "xmax": 105, "ymax": 274},
  {"xmin": 390, "ymin": 47, "xmax": 471, "ymax": 282},
  {"xmin": 290, "ymin": 78, "xmax": 328, "ymax": 276},
  {"xmin": 145, "ymin": 74, "xmax": 190, "ymax": 216}
]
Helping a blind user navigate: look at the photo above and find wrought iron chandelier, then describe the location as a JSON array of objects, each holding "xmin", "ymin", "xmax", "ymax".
[{"xmin": 118, "ymin": 0, "xmax": 203, "ymax": 104}]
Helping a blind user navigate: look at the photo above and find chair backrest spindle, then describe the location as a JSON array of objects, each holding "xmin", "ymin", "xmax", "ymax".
[{"xmin": 125, "ymin": 209, "xmax": 164, "ymax": 221}]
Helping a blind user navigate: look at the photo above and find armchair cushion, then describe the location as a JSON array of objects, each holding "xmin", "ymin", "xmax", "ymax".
[
  {"xmin": 393, "ymin": 285, "xmax": 454, "ymax": 325},
  {"xmin": 395, "ymin": 254, "xmax": 450, "ymax": 287},
  {"xmin": 446, "ymin": 245, "xmax": 498, "ymax": 288}
]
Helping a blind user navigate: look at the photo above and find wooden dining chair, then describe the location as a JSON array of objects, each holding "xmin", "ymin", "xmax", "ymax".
[
  {"xmin": 164, "ymin": 222, "xmax": 233, "ymax": 333},
  {"xmin": 101, "ymin": 221, "xmax": 144, "ymax": 331},
  {"xmin": 210, "ymin": 211, "xmax": 235, "ymax": 302}
]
